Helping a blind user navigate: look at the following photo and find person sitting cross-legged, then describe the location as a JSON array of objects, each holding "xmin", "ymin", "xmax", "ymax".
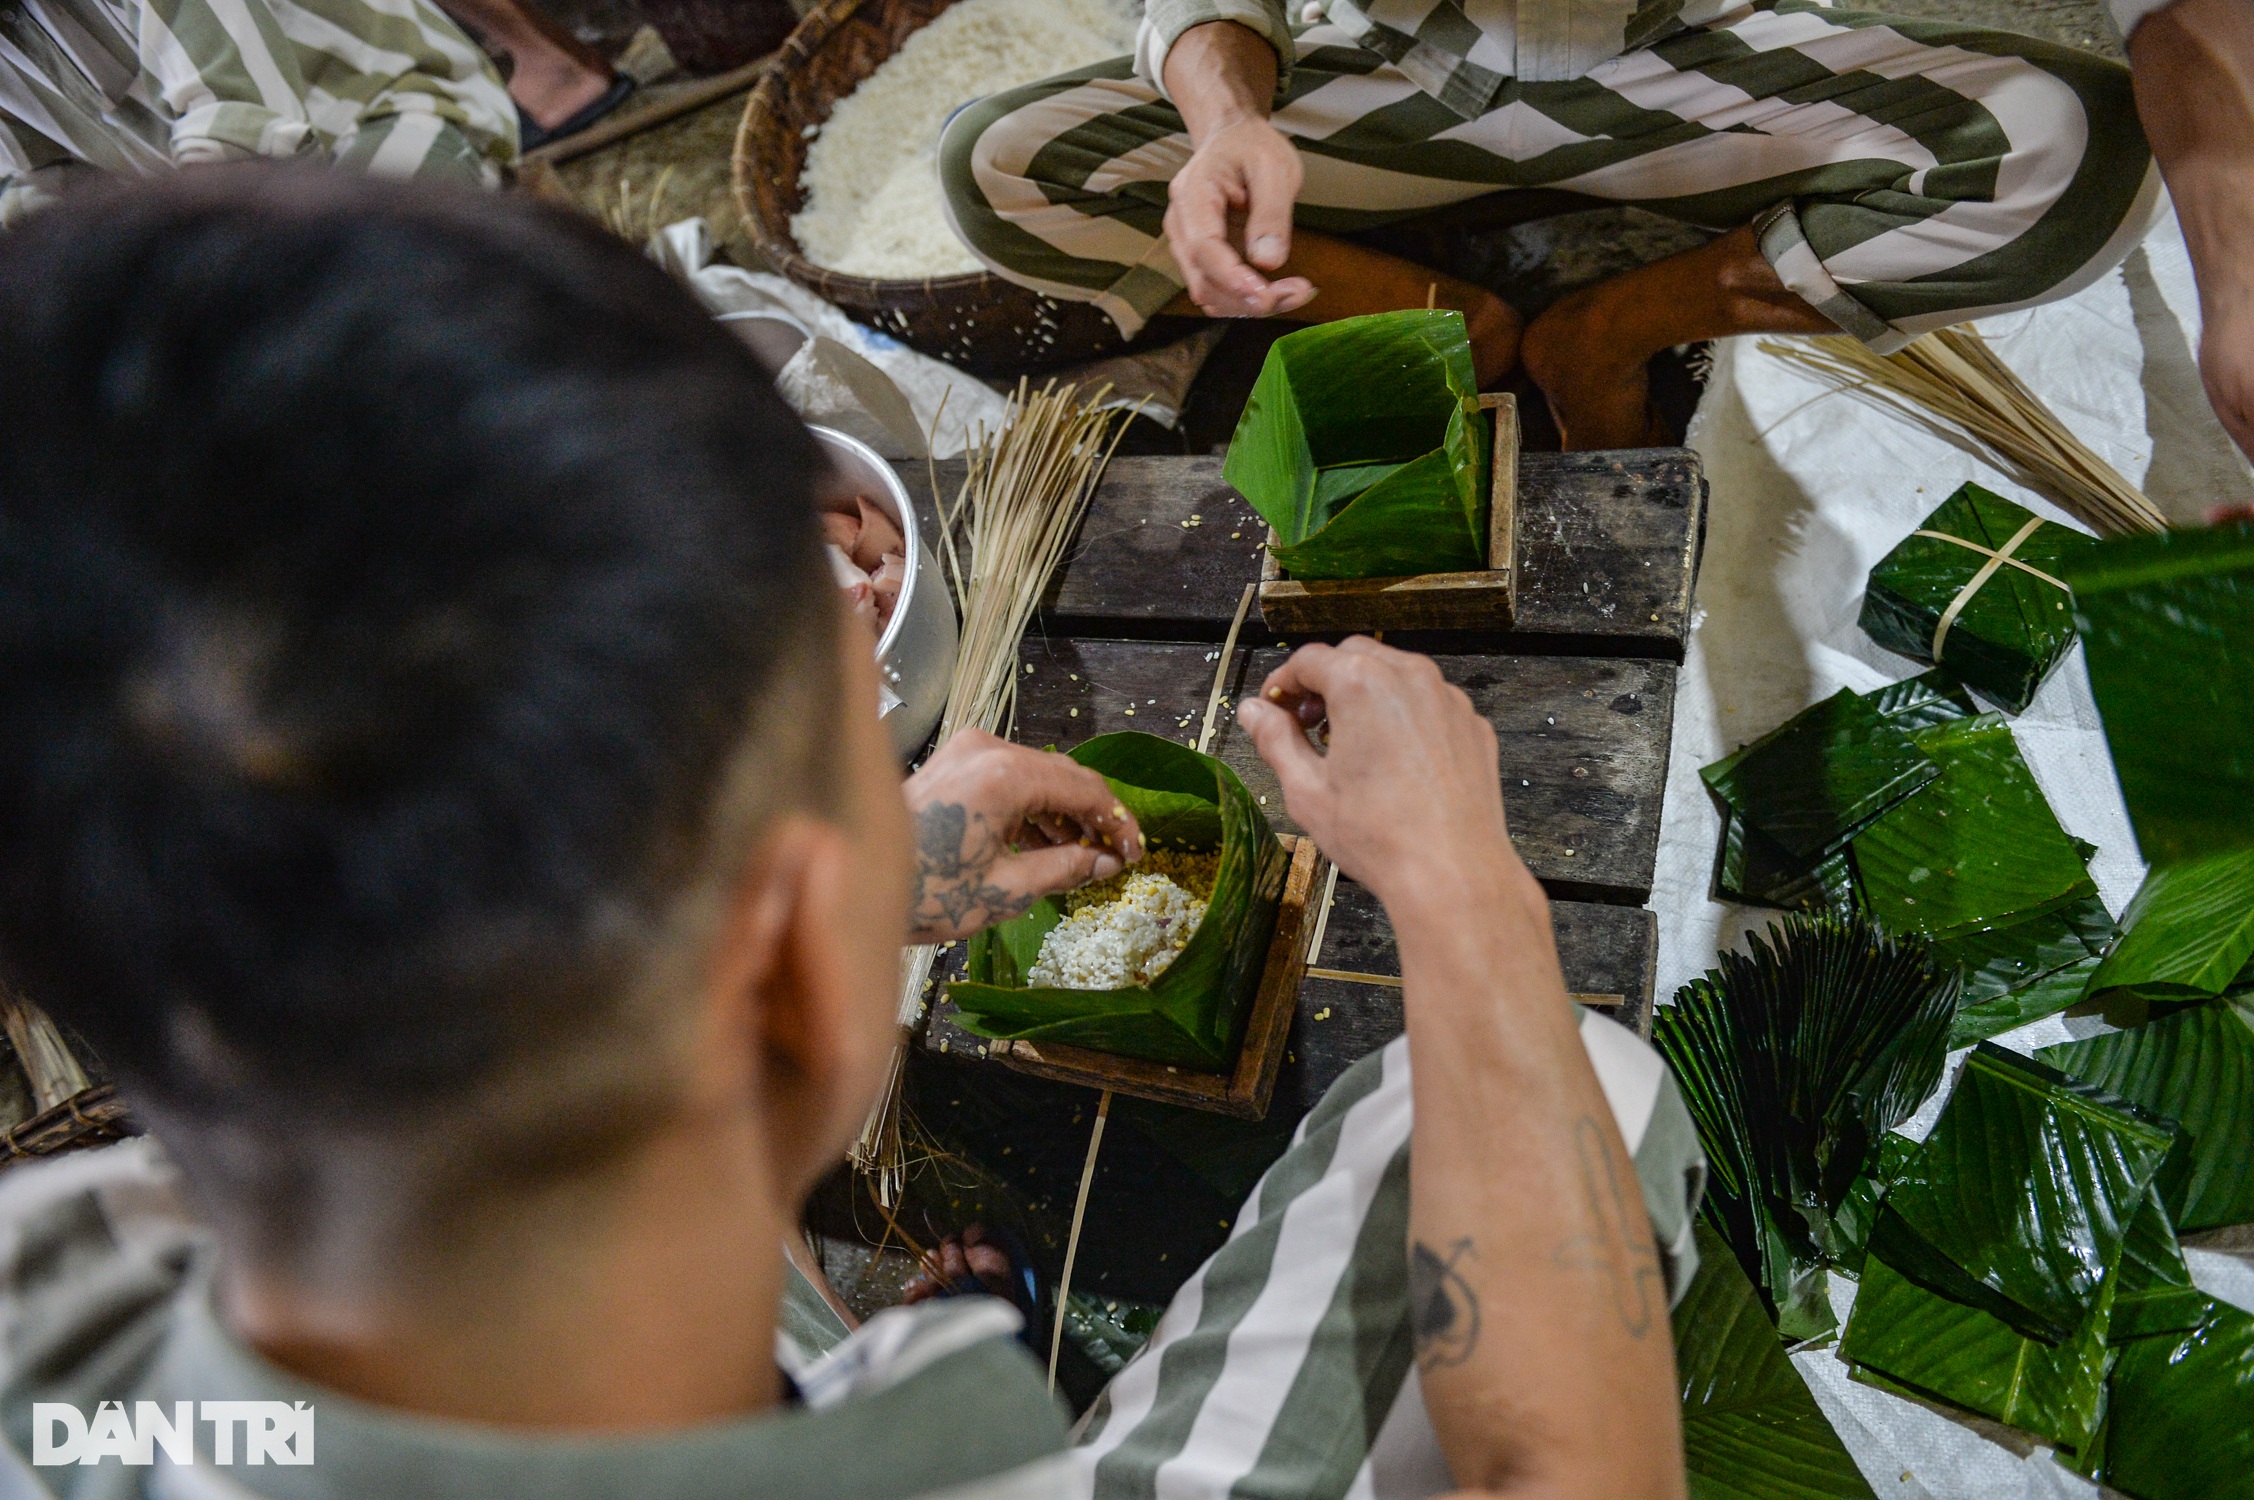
[
  {"xmin": 0, "ymin": 169, "xmax": 1704, "ymax": 1500},
  {"xmin": 939, "ymin": 0, "xmax": 2158, "ymax": 448}
]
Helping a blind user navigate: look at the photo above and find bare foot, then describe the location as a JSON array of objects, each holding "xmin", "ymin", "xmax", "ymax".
[
  {"xmin": 1521, "ymin": 289, "xmax": 1666, "ymax": 451},
  {"xmin": 509, "ymin": 50, "xmax": 614, "ymax": 131},
  {"xmin": 1465, "ymin": 292, "xmax": 1525, "ymax": 390}
]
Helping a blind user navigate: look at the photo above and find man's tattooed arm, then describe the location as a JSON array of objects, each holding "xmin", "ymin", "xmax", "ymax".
[{"xmin": 907, "ymin": 799, "xmax": 1037, "ymax": 941}]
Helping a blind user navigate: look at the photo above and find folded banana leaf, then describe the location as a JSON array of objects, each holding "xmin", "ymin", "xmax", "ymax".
[
  {"xmin": 1843, "ymin": 1237, "xmax": 2118, "ymax": 1453},
  {"xmin": 2039, "ymin": 998, "xmax": 2254, "ymax": 1232},
  {"xmin": 2082, "ymin": 847, "xmax": 2254, "ymax": 1009},
  {"xmin": 1948, "ymin": 954, "xmax": 2103, "ymax": 1048},
  {"xmin": 2066, "ymin": 519, "xmax": 2254, "ymax": 863},
  {"xmin": 1654, "ymin": 912, "xmax": 1958, "ymax": 1341},
  {"xmin": 1702, "ymin": 689, "xmax": 1940, "ymax": 865},
  {"xmin": 1824, "ymin": 1131, "xmax": 1919, "ymax": 1274},
  {"xmin": 1851, "ymin": 716, "xmax": 2096, "ymax": 942},
  {"xmin": 2109, "ymin": 1189, "xmax": 2211, "ymax": 1341},
  {"xmin": 1715, "ymin": 811, "xmax": 1857, "ymax": 913},
  {"xmin": 1877, "ymin": 1045, "xmax": 2180, "ymax": 1343},
  {"xmin": 949, "ymin": 732, "xmax": 1287, "ymax": 1071},
  {"xmin": 1860, "ymin": 484, "xmax": 2099, "ymax": 714},
  {"xmin": 1862, "ymin": 669, "xmax": 1982, "ymax": 731},
  {"xmin": 1224, "ymin": 310, "xmax": 1489, "ymax": 581},
  {"xmin": 1673, "ymin": 1223, "xmax": 1877, "ymax": 1499},
  {"xmin": 1840, "ymin": 1049, "xmax": 2186, "ymax": 1454},
  {"xmin": 2100, "ymin": 1296, "xmax": 2254, "ymax": 1500},
  {"xmin": 1709, "ymin": 674, "xmax": 1976, "ymax": 911}
]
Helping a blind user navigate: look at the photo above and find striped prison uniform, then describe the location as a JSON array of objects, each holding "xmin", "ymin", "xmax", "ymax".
[
  {"xmin": 941, "ymin": 0, "xmax": 2159, "ymax": 352},
  {"xmin": 776, "ymin": 1013, "xmax": 1706, "ymax": 1500},
  {"xmin": 0, "ymin": 0, "xmax": 515, "ymax": 226}
]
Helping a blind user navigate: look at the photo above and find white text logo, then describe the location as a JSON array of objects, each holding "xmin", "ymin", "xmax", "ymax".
[{"xmin": 31, "ymin": 1401, "xmax": 314, "ymax": 1466}]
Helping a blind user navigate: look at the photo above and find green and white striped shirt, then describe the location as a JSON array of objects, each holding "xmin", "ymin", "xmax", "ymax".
[
  {"xmin": 1138, "ymin": 0, "xmax": 1743, "ymax": 110},
  {"xmin": 0, "ymin": 0, "xmax": 515, "ymax": 226}
]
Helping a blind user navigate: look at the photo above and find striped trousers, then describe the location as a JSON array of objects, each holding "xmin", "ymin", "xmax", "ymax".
[{"xmin": 939, "ymin": 1, "xmax": 2158, "ymax": 352}]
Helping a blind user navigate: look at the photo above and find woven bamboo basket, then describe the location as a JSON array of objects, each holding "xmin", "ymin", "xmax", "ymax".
[{"xmin": 731, "ymin": 0, "xmax": 1197, "ymax": 375}]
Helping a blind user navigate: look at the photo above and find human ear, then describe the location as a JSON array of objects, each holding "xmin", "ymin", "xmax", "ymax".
[{"xmin": 734, "ymin": 817, "xmax": 885, "ymax": 1192}]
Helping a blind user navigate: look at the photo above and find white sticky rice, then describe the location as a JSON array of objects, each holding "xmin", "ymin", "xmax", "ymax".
[
  {"xmin": 1027, "ymin": 856, "xmax": 1217, "ymax": 990},
  {"xmin": 792, "ymin": 0, "xmax": 1140, "ymax": 280}
]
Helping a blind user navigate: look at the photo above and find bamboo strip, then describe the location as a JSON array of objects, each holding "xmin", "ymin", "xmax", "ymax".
[
  {"xmin": 850, "ymin": 381, "xmax": 1133, "ymax": 1199},
  {"xmin": 1759, "ymin": 327, "xmax": 2166, "ymax": 537},
  {"xmin": 1049, "ymin": 1089, "xmax": 1111, "ymax": 1393}
]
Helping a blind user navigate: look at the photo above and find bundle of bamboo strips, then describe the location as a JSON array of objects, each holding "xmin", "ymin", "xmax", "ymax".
[
  {"xmin": 850, "ymin": 379, "xmax": 1133, "ymax": 1200},
  {"xmin": 1760, "ymin": 326, "xmax": 2166, "ymax": 537}
]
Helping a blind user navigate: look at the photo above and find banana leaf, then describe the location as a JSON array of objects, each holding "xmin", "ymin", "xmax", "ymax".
[
  {"xmin": 1878, "ymin": 1046, "xmax": 2180, "ymax": 1342},
  {"xmin": 1673, "ymin": 1223, "xmax": 1877, "ymax": 1499},
  {"xmin": 2066, "ymin": 519, "xmax": 2254, "ymax": 864},
  {"xmin": 1654, "ymin": 912, "xmax": 1958, "ymax": 1341},
  {"xmin": 2039, "ymin": 998, "xmax": 2254, "ymax": 1231},
  {"xmin": 1859, "ymin": 484, "xmax": 2099, "ymax": 713},
  {"xmin": 2101, "ymin": 1297, "xmax": 2254, "ymax": 1500},
  {"xmin": 1715, "ymin": 810, "xmax": 1857, "ymax": 913},
  {"xmin": 1223, "ymin": 310, "xmax": 1490, "ymax": 581},
  {"xmin": 1825, "ymin": 1132, "xmax": 1919, "ymax": 1274},
  {"xmin": 1839, "ymin": 1049, "xmax": 2184, "ymax": 1454},
  {"xmin": 1948, "ymin": 955, "xmax": 2103, "ymax": 1048},
  {"xmin": 1702, "ymin": 689, "xmax": 1940, "ymax": 865},
  {"xmin": 1862, "ymin": 669, "xmax": 1981, "ymax": 732},
  {"xmin": 2083, "ymin": 847, "xmax": 2254, "ymax": 1006},
  {"xmin": 949, "ymin": 732, "xmax": 1286, "ymax": 1071},
  {"xmin": 1850, "ymin": 716, "xmax": 2096, "ymax": 942},
  {"xmin": 1842, "ymin": 1238, "xmax": 2118, "ymax": 1453},
  {"xmin": 2109, "ymin": 1189, "xmax": 2210, "ymax": 1341},
  {"xmin": 1710, "ymin": 674, "xmax": 1974, "ymax": 911}
]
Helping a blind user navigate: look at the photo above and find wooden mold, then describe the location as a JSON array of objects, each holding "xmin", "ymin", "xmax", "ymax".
[
  {"xmin": 1258, "ymin": 393, "xmax": 1521, "ymax": 635},
  {"xmin": 924, "ymin": 834, "xmax": 1328, "ymax": 1118}
]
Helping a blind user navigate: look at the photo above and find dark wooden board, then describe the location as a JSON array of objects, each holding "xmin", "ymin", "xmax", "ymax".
[
  {"xmin": 1006, "ymin": 638, "xmax": 1674, "ymax": 903},
  {"xmin": 892, "ymin": 447, "xmax": 1704, "ymax": 651}
]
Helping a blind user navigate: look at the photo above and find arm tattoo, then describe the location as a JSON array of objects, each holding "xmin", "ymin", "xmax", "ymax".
[
  {"xmin": 909, "ymin": 800, "xmax": 1035, "ymax": 935},
  {"xmin": 1551, "ymin": 1115, "xmax": 1663, "ymax": 1340},
  {"xmin": 1409, "ymin": 1237, "xmax": 1481, "ymax": 1369}
]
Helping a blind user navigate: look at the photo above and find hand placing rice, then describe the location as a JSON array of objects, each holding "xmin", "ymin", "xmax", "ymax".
[{"xmin": 1027, "ymin": 851, "xmax": 1220, "ymax": 990}]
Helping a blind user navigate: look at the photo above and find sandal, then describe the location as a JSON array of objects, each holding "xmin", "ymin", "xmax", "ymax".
[{"xmin": 519, "ymin": 75, "xmax": 636, "ymax": 153}]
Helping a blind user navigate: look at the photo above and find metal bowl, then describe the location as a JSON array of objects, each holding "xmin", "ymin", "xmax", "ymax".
[{"xmin": 809, "ymin": 425, "xmax": 956, "ymax": 759}]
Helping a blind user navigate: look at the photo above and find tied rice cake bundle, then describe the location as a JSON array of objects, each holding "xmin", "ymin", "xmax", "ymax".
[
  {"xmin": 950, "ymin": 732, "xmax": 1287, "ymax": 1071},
  {"xmin": 2066, "ymin": 517, "xmax": 2254, "ymax": 864},
  {"xmin": 1224, "ymin": 310, "xmax": 1490, "ymax": 581},
  {"xmin": 1860, "ymin": 484, "xmax": 2100, "ymax": 713}
]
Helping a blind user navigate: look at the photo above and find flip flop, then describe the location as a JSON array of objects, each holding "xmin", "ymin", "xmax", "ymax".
[{"xmin": 519, "ymin": 74, "xmax": 636, "ymax": 153}]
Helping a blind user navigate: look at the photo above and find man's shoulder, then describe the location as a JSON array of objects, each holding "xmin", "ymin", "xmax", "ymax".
[
  {"xmin": 783, "ymin": 1299, "xmax": 1083, "ymax": 1499},
  {"xmin": 0, "ymin": 1140, "xmax": 204, "ymax": 1426}
]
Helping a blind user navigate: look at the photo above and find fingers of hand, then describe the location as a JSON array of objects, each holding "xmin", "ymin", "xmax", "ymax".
[
  {"xmin": 978, "ymin": 744, "xmax": 1142, "ymax": 860},
  {"xmin": 993, "ymin": 840, "xmax": 1123, "ymax": 902},
  {"xmin": 1238, "ymin": 695, "xmax": 1328, "ymax": 808},
  {"xmin": 1241, "ymin": 143, "xmax": 1300, "ymax": 270}
]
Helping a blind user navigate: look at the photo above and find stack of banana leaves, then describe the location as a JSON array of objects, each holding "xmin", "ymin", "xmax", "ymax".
[
  {"xmin": 1656, "ymin": 911, "xmax": 2254, "ymax": 1500},
  {"xmin": 1701, "ymin": 671, "xmax": 2115, "ymax": 1044},
  {"xmin": 1838, "ymin": 1037, "xmax": 2254, "ymax": 1499}
]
